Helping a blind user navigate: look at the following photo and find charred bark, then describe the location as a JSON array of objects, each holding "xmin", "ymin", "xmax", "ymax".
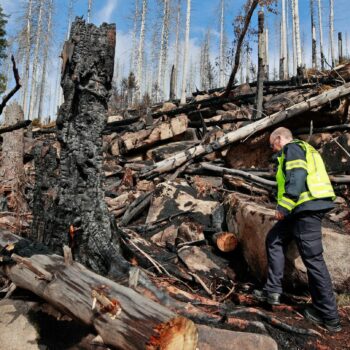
[{"xmin": 37, "ymin": 18, "xmax": 129, "ymax": 277}]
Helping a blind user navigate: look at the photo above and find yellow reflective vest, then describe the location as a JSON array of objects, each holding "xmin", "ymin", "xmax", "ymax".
[{"xmin": 276, "ymin": 140, "xmax": 335, "ymax": 213}]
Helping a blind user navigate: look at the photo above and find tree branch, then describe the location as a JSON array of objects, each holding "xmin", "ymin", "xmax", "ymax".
[
  {"xmin": 0, "ymin": 55, "xmax": 22, "ymax": 116},
  {"xmin": 224, "ymin": 0, "xmax": 259, "ymax": 97},
  {"xmin": 0, "ymin": 120, "xmax": 31, "ymax": 135}
]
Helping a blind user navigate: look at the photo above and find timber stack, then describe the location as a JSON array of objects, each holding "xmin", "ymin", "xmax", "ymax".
[{"xmin": 0, "ymin": 18, "xmax": 350, "ymax": 350}]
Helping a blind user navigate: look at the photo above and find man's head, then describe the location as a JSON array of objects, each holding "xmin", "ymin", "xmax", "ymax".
[{"xmin": 269, "ymin": 127, "xmax": 293, "ymax": 152}]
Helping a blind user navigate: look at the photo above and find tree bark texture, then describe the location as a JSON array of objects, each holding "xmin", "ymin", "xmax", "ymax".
[
  {"xmin": 42, "ymin": 19, "xmax": 128, "ymax": 277},
  {"xmin": 0, "ymin": 102, "xmax": 28, "ymax": 215}
]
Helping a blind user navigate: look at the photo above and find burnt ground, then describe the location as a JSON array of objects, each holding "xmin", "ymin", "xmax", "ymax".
[
  {"xmin": 225, "ymin": 289, "xmax": 350, "ymax": 350},
  {"xmin": 1, "ymin": 270, "xmax": 349, "ymax": 350}
]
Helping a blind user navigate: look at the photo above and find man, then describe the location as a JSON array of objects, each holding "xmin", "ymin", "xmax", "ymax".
[{"xmin": 253, "ymin": 127, "xmax": 342, "ymax": 332}]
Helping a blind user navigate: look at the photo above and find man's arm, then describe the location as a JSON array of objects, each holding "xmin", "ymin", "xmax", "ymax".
[{"xmin": 277, "ymin": 143, "xmax": 308, "ymax": 217}]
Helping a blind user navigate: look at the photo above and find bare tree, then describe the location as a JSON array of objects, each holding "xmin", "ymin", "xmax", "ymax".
[
  {"xmin": 329, "ymin": 0, "xmax": 335, "ymax": 67},
  {"xmin": 254, "ymin": 10, "xmax": 265, "ymax": 120},
  {"xmin": 245, "ymin": 43, "xmax": 251, "ymax": 83},
  {"xmin": 310, "ymin": 0, "xmax": 317, "ymax": 69},
  {"xmin": 225, "ymin": 0, "xmax": 259, "ymax": 95},
  {"xmin": 136, "ymin": 0, "xmax": 147, "ymax": 103},
  {"xmin": 281, "ymin": 0, "xmax": 288, "ymax": 78},
  {"xmin": 180, "ymin": 0, "xmax": 191, "ymax": 104},
  {"xmin": 219, "ymin": 0, "xmax": 225, "ymax": 87},
  {"xmin": 87, "ymin": 0, "xmax": 92, "ymax": 23},
  {"xmin": 265, "ymin": 26, "xmax": 269, "ymax": 79},
  {"xmin": 173, "ymin": 0, "xmax": 181, "ymax": 98},
  {"xmin": 290, "ymin": 0, "xmax": 296, "ymax": 74},
  {"xmin": 22, "ymin": 0, "xmax": 33, "ymax": 119},
  {"xmin": 130, "ymin": 0, "xmax": 140, "ymax": 73},
  {"xmin": 38, "ymin": 0, "xmax": 54, "ymax": 121},
  {"xmin": 317, "ymin": 0, "xmax": 325, "ymax": 70},
  {"xmin": 28, "ymin": 0, "xmax": 44, "ymax": 120},
  {"xmin": 291, "ymin": 0, "xmax": 302, "ymax": 70},
  {"xmin": 200, "ymin": 29, "xmax": 215, "ymax": 90},
  {"xmin": 156, "ymin": 0, "xmax": 171, "ymax": 101}
]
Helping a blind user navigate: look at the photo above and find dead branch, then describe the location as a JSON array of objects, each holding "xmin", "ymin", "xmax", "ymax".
[
  {"xmin": 119, "ymin": 191, "xmax": 153, "ymax": 226},
  {"xmin": 0, "ymin": 120, "xmax": 31, "ymax": 135},
  {"xmin": 224, "ymin": 0, "xmax": 259, "ymax": 97},
  {"xmin": 202, "ymin": 163, "xmax": 276, "ymax": 186},
  {"xmin": 225, "ymin": 307, "xmax": 322, "ymax": 337},
  {"xmin": 0, "ymin": 56, "xmax": 22, "ymax": 116}
]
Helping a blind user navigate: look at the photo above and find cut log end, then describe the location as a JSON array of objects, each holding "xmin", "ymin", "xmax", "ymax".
[
  {"xmin": 213, "ymin": 232, "xmax": 238, "ymax": 252},
  {"xmin": 146, "ymin": 316, "xmax": 198, "ymax": 350}
]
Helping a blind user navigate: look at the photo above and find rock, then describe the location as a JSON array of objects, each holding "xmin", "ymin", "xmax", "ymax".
[
  {"xmin": 0, "ymin": 300, "xmax": 40, "ymax": 350},
  {"xmin": 226, "ymin": 193, "xmax": 350, "ymax": 292},
  {"xmin": 198, "ymin": 325, "xmax": 278, "ymax": 350},
  {"xmin": 0, "ymin": 299, "xmax": 98, "ymax": 350}
]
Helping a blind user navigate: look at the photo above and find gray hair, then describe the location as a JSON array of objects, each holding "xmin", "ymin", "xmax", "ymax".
[{"xmin": 270, "ymin": 127, "xmax": 293, "ymax": 141}]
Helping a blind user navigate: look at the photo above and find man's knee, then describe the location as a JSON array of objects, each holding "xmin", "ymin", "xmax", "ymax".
[{"xmin": 265, "ymin": 221, "xmax": 289, "ymax": 248}]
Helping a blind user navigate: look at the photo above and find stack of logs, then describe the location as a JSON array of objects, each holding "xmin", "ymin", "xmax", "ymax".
[{"xmin": 1, "ymin": 18, "xmax": 350, "ymax": 350}]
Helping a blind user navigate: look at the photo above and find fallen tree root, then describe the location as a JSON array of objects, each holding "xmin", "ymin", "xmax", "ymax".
[
  {"xmin": 225, "ymin": 307, "xmax": 322, "ymax": 337},
  {"xmin": 227, "ymin": 316, "xmax": 267, "ymax": 333}
]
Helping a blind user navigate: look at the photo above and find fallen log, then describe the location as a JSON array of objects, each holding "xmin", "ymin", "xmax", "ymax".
[
  {"xmin": 140, "ymin": 83, "xmax": 350, "ymax": 178},
  {"xmin": 0, "ymin": 231, "xmax": 198, "ymax": 350},
  {"xmin": 222, "ymin": 176, "xmax": 271, "ymax": 196},
  {"xmin": 115, "ymin": 114, "xmax": 188, "ymax": 155},
  {"xmin": 294, "ymin": 123, "xmax": 350, "ymax": 135},
  {"xmin": 201, "ymin": 163, "xmax": 276, "ymax": 187}
]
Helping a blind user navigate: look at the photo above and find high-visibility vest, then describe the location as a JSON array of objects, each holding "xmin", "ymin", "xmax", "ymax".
[{"xmin": 276, "ymin": 139, "xmax": 335, "ymax": 212}]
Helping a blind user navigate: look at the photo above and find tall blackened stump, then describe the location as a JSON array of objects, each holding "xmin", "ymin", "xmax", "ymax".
[{"xmin": 52, "ymin": 18, "xmax": 128, "ymax": 277}]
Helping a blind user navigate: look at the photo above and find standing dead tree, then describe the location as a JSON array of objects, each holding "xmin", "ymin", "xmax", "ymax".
[
  {"xmin": 224, "ymin": 0, "xmax": 277, "ymax": 97},
  {"xmin": 224, "ymin": 0, "xmax": 259, "ymax": 97},
  {"xmin": 34, "ymin": 18, "xmax": 129, "ymax": 277}
]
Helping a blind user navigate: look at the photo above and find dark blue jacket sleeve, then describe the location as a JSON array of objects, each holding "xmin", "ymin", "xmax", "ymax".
[{"xmin": 276, "ymin": 143, "xmax": 308, "ymax": 216}]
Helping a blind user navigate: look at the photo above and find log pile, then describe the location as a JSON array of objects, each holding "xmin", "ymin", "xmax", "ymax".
[{"xmin": 1, "ymin": 19, "xmax": 350, "ymax": 350}]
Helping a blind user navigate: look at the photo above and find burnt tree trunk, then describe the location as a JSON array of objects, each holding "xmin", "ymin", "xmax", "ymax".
[{"xmin": 41, "ymin": 19, "xmax": 128, "ymax": 277}]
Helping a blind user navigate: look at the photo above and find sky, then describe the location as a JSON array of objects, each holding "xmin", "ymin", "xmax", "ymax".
[{"xmin": 1, "ymin": 0, "xmax": 350, "ymax": 118}]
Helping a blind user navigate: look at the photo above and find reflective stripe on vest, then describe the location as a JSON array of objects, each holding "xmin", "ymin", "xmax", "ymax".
[{"xmin": 276, "ymin": 140, "xmax": 335, "ymax": 212}]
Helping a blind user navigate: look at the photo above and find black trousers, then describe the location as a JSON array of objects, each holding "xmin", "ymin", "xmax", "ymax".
[{"xmin": 264, "ymin": 211, "xmax": 339, "ymax": 321}]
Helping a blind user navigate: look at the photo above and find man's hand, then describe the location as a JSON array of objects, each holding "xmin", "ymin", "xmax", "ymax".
[{"xmin": 274, "ymin": 210, "xmax": 285, "ymax": 221}]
